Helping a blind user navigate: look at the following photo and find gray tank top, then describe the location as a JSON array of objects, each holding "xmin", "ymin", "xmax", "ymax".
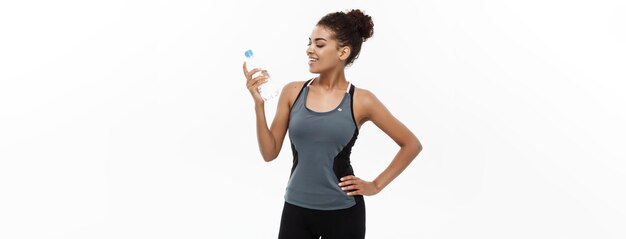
[{"xmin": 285, "ymin": 77, "xmax": 360, "ymax": 210}]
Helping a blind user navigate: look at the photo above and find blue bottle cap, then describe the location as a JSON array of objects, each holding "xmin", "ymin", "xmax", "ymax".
[{"xmin": 244, "ymin": 49, "xmax": 254, "ymax": 58}]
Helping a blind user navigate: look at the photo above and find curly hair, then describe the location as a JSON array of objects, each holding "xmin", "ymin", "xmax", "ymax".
[{"xmin": 317, "ymin": 9, "xmax": 374, "ymax": 67}]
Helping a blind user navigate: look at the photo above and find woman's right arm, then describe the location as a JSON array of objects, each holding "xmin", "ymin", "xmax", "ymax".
[
  {"xmin": 253, "ymin": 83, "xmax": 294, "ymax": 162},
  {"xmin": 243, "ymin": 61, "xmax": 294, "ymax": 162}
]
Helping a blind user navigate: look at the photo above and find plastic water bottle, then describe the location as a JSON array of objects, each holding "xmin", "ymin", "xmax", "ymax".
[{"xmin": 244, "ymin": 49, "xmax": 279, "ymax": 101}]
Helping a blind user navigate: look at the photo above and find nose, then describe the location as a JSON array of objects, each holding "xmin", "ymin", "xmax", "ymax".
[{"xmin": 306, "ymin": 44, "xmax": 314, "ymax": 55}]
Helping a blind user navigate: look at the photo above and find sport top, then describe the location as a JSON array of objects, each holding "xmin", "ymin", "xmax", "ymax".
[{"xmin": 285, "ymin": 77, "xmax": 361, "ymax": 210}]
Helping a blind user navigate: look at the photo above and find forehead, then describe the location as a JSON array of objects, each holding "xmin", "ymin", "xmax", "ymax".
[{"xmin": 309, "ymin": 25, "xmax": 334, "ymax": 40}]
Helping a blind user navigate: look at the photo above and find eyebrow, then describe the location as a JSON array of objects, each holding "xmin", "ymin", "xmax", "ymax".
[{"xmin": 308, "ymin": 37, "xmax": 327, "ymax": 41}]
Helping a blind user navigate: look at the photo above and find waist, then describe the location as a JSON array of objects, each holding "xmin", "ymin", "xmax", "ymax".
[{"xmin": 284, "ymin": 186, "xmax": 358, "ymax": 210}]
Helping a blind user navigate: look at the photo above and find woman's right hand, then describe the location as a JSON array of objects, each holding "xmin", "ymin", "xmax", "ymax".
[{"xmin": 242, "ymin": 61, "xmax": 269, "ymax": 105}]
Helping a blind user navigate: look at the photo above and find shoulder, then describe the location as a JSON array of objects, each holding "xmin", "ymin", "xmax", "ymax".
[
  {"xmin": 352, "ymin": 86, "xmax": 385, "ymax": 119},
  {"xmin": 283, "ymin": 80, "xmax": 308, "ymax": 92},
  {"xmin": 281, "ymin": 79, "xmax": 312, "ymax": 107},
  {"xmin": 282, "ymin": 80, "xmax": 310, "ymax": 97},
  {"xmin": 353, "ymin": 86, "xmax": 379, "ymax": 107}
]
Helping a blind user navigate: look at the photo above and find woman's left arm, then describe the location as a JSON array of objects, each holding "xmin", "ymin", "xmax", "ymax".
[{"xmin": 339, "ymin": 89, "xmax": 423, "ymax": 196}]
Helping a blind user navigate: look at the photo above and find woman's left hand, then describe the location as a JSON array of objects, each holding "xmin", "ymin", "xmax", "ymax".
[{"xmin": 338, "ymin": 175, "xmax": 381, "ymax": 196}]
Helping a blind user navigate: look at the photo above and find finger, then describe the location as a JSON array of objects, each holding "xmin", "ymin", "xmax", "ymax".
[
  {"xmin": 339, "ymin": 179, "xmax": 359, "ymax": 187},
  {"xmin": 342, "ymin": 175, "xmax": 355, "ymax": 181},
  {"xmin": 242, "ymin": 61, "xmax": 247, "ymax": 74},
  {"xmin": 347, "ymin": 190, "xmax": 362, "ymax": 196},
  {"xmin": 246, "ymin": 74, "xmax": 268, "ymax": 88},
  {"xmin": 341, "ymin": 184, "xmax": 361, "ymax": 191},
  {"xmin": 253, "ymin": 78, "xmax": 268, "ymax": 89},
  {"xmin": 246, "ymin": 68, "xmax": 263, "ymax": 80},
  {"xmin": 251, "ymin": 73, "xmax": 268, "ymax": 82},
  {"xmin": 249, "ymin": 77, "xmax": 269, "ymax": 90},
  {"xmin": 340, "ymin": 175, "xmax": 356, "ymax": 182},
  {"xmin": 249, "ymin": 75, "xmax": 268, "ymax": 86},
  {"xmin": 248, "ymin": 68, "xmax": 263, "ymax": 79},
  {"xmin": 338, "ymin": 180, "xmax": 349, "ymax": 186}
]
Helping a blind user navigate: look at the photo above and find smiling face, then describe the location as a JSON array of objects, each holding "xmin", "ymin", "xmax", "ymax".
[{"xmin": 306, "ymin": 25, "xmax": 351, "ymax": 74}]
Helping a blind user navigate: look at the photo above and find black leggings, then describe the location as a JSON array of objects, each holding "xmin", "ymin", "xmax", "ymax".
[{"xmin": 278, "ymin": 195, "xmax": 366, "ymax": 239}]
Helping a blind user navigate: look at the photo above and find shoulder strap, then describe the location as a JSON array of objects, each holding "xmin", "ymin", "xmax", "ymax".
[
  {"xmin": 294, "ymin": 78, "xmax": 314, "ymax": 105},
  {"xmin": 306, "ymin": 77, "xmax": 315, "ymax": 87},
  {"xmin": 349, "ymin": 83, "xmax": 357, "ymax": 129},
  {"xmin": 348, "ymin": 83, "xmax": 355, "ymax": 96}
]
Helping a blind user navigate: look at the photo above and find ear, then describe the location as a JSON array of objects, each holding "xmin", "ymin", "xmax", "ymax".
[{"xmin": 338, "ymin": 46, "xmax": 351, "ymax": 61}]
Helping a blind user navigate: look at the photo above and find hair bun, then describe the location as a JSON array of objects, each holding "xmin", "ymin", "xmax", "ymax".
[{"xmin": 346, "ymin": 9, "xmax": 374, "ymax": 42}]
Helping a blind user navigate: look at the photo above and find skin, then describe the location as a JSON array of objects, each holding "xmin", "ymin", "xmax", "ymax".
[{"xmin": 243, "ymin": 25, "xmax": 422, "ymax": 197}]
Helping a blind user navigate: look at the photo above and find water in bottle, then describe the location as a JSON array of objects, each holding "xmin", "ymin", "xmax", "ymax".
[{"xmin": 244, "ymin": 49, "xmax": 279, "ymax": 101}]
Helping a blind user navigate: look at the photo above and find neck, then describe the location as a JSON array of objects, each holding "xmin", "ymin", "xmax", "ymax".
[{"xmin": 315, "ymin": 69, "xmax": 347, "ymax": 92}]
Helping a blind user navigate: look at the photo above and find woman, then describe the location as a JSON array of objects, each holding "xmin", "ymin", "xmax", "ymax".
[{"xmin": 242, "ymin": 9, "xmax": 422, "ymax": 239}]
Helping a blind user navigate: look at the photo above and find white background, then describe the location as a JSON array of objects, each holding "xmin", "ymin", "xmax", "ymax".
[{"xmin": 1, "ymin": 0, "xmax": 625, "ymax": 238}]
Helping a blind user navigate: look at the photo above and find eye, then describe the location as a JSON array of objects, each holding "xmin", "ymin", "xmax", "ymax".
[{"xmin": 307, "ymin": 43, "xmax": 324, "ymax": 47}]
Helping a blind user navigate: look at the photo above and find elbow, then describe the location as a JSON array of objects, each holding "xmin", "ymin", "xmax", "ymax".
[
  {"xmin": 409, "ymin": 143, "xmax": 422, "ymax": 156},
  {"xmin": 408, "ymin": 143, "xmax": 422, "ymax": 161},
  {"xmin": 402, "ymin": 137, "xmax": 422, "ymax": 156},
  {"xmin": 262, "ymin": 152, "xmax": 278, "ymax": 162},
  {"xmin": 414, "ymin": 140, "xmax": 423, "ymax": 153},
  {"xmin": 413, "ymin": 139, "xmax": 423, "ymax": 155}
]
